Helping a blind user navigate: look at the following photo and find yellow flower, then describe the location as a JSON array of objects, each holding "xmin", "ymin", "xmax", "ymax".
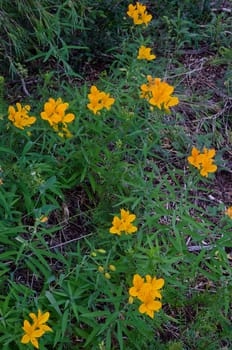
[
  {"xmin": 21, "ymin": 310, "xmax": 52, "ymax": 349},
  {"xmin": 29, "ymin": 310, "xmax": 52, "ymax": 333},
  {"xmin": 101, "ymin": 92, "xmax": 115, "ymax": 110},
  {"xmin": 137, "ymin": 46, "xmax": 156, "ymax": 61},
  {"xmin": 202, "ymin": 147, "xmax": 216, "ymax": 159},
  {"xmin": 129, "ymin": 274, "xmax": 144, "ymax": 297},
  {"xmin": 139, "ymin": 296, "xmax": 162, "ymax": 319},
  {"xmin": 109, "ymin": 209, "xmax": 137, "ymax": 235},
  {"xmin": 87, "ymin": 86, "xmax": 105, "ymax": 115},
  {"xmin": 121, "ymin": 209, "xmax": 138, "ymax": 234},
  {"xmin": 122, "ymin": 220, "xmax": 138, "ymax": 234},
  {"xmin": 21, "ymin": 320, "xmax": 44, "ymax": 349},
  {"xmin": 127, "ymin": 2, "xmax": 152, "ymax": 26},
  {"xmin": 144, "ymin": 275, "xmax": 165, "ymax": 299},
  {"xmin": 129, "ymin": 274, "xmax": 164, "ymax": 319},
  {"xmin": 109, "ymin": 216, "xmax": 124, "ymax": 235},
  {"xmin": 225, "ymin": 206, "xmax": 232, "ymax": 219},
  {"xmin": 87, "ymin": 85, "xmax": 115, "ymax": 114},
  {"xmin": 187, "ymin": 147, "xmax": 201, "ymax": 169},
  {"xmin": 187, "ymin": 147, "xmax": 217, "ymax": 177},
  {"xmin": 199, "ymin": 156, "xmax": 217, "ymax": 177},
  {"xmin": 127, "ymin": 3, "xmax": 138, "ymax": 18},
  {"xmin": 140, "ymin": 75, "xmax": 156, "ymax": 98},
  {"xmin": 120, "ymin": 209, "xmax": 136, "ymax": 224},
  {"xmin": 8, "ymin": 103, "xmax": 36, "ymax": 130},
  {"xmin": 40, "ymin": 98, "xmax": 75, "ymax": 136},
  {"xmin": 140, "ymin": 77, "xmax": 179, "ymax": 112},
  {"xmin": 138, "ymin": 277, "xmax": 163, "ymax": 318},
  {"xmin": 148, "ymin": 78, "xmax": 179, "ymax": 112}
]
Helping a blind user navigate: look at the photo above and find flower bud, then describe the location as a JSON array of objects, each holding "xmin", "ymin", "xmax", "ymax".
[
  {"xmin": 97, "ymin": 249, "xmax": 106, "ymax": 254},
  {"xmin": 104, "ymin": 272, "xmax": 111, "ymax": 279},
  {"xmin": 109, "ymin": 264, "xmax": 116, "ymax": 271},
  {"xmin": 40, "ymin": 216, "xmax": 48, "ymax": 223},
  {"xmin": 98, "ymin": 266, "xmax": 104, "ymax": 273}
]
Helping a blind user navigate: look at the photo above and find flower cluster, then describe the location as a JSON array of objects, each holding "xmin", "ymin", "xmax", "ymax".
[
  {"xmin": 98, "ymin": 264, "xmax": 116, "ymax": 279},
  {"xmin": 127, "ymin": 2, "xmax": 152, "ymax": 26},
  {"xmin": 109, "ymin": 209, "xmax": 137, "ymax": 235},
  {"xmin": 187, "ymin": 147, "xmax": 217, "ymax": 177},
  {"xmin": 8, "ymin": 103, "xmax": 36, "ymax": 130},
  {"xmin": 40, "ymin": 98, "xmax": 75, "ymax": 137},
  {"xmin": 137, "ymin": 46, "xmax": 156, "ymax": 61},
  {"xmin": 225, "ymin": 206, "xmax": 232, "ymax": 219},
  {"xmin": 140, "ymin": 76, "xmax": 179, "ymax": 112},
  {"xmin": 21, "ymin": 310, "xmax": 52, "ymax": 349},
  {"xmin": 7, "ymin": 98, "xmax": 75, "ymax": 137},
  {"xmin": 87, "ymin": 85, "xmax": 115, "ymax": 115},
  {"xmin": 129, "ymin": 274, "xmax": 164, "ymax": 319}
]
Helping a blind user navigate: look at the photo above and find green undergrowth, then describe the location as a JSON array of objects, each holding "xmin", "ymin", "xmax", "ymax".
[{"xmin": 0, "ymin": 1, "xmax": 231, "ymax": 349}]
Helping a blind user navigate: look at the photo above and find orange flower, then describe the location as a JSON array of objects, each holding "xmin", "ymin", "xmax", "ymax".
[
  {"xmin": 127, "ymin": 2, "xmax": 152, "ymax": 26},
  {"xmin": 137, "ymin": 46, "xmax": 156, "ymax": 61},
  {"xmin": 41, "ymin": 98, "xmax": 75, "ymax": 127},
  {"xmin": 120, "ymin": 209, "xmax": 137, "ymax": 233},
  {"xmin": 21, "ymin": 310, "xmax": 52, "ymax": 349},
  {"xmin": 29, "ymin": 310, "xmax": 52, "ymax": 333},
  {"xmin": 21, "ymin": 321, "xmax": 44, "ymax": 349},
  {"xmin": 202, "ymin": 147, "xmax": 216, "ymax": 159},
  {"xmin": 128, "ymin": 274, "xmax": 164, "ymax": 319},
  {"xmin": 87, "ymin": 85, "xmax": 115, "ymax": 114},
  {"xmin": 148, "ymin": 78, "xmax": 179, "ymax": 112},
  {"xmin": 109, "ymin": 209, "xmax": 137, "ymax": 235},
  {"xmin": 109, "ymin": 216, "xmax": 123, "ymax": 235},
  {"xmin": 8, "ymin": 103, "xmax": 36, "ymax": 130},
  {"xmin": 140, "ymin": 77, "xmax": 179, "ymax": 112},
  {"xmin": 225, "ymin": 206, "xmax": 232, "ymax": 219},
  {"xmin": 187, "ymin": 147, "xmax": 201, "ymax": 169},
  {"xmin": 145, "ymin": 275, "xmax": 165, "ymax": 299},
  {"xmin": 40, "ymin": 98, "xmax": 75, "ymax": 137},
  {"xmin": 199, "ymin": 156, "xmax": 217, "ymax": 177},
  {"xmin": 187, "ymin": 147, "xmax": 217, "ymax": 177},
  {"xmin": 139, "ymin": 295, "xmax": 162, "ymax": 319},
  {"xmin": 129, "ymin": 274, "xmax": 145, "ymax": 298},
  {"xmin": 140, "ymin": 75, "xmax": 157, "ymax": 98}
]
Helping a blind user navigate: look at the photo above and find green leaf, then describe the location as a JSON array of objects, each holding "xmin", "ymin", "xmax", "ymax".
[
  {"xmin": 39, "ymin": 176, "xmax": 57, "ymax": 194},
  {"xmin": 61, "ymin": 309, "xmax": 69, "ymax": 338},
  {"xmin": 45, "ymin": 291, "xmax": 62, "ymax": 316}
]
